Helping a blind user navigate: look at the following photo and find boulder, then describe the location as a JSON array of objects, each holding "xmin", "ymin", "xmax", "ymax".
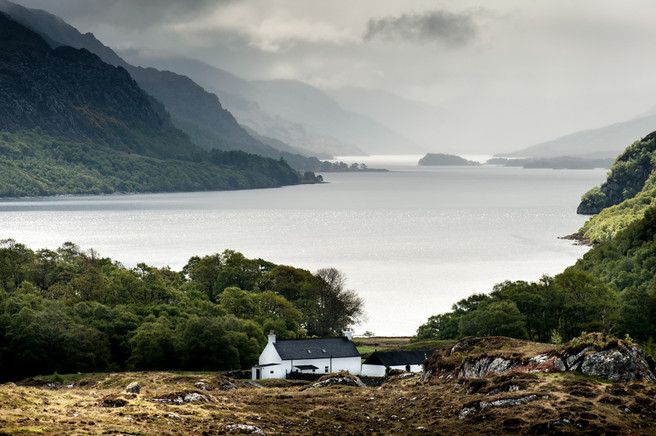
[
  {"xmin": 225, "ymin": 423, "xmax": 265, "ymax": 435},
  {"xmin": 302, "ymin": 374, "xmax": 366, "ymax": 390},
  {"xmin": 125, "ymin": 381, "xmax": 140, "ymax": 394}
]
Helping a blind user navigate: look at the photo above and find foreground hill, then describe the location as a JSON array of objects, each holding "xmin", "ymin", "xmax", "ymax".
[
  {"xmin": 1, "ymin": 334, "xmax": 655, "ymax": 435},
  {"xmin": 0, "ymin": 13, "xmax": 299, "ymax": 196}
]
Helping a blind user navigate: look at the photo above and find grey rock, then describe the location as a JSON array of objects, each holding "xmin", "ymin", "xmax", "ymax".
[
  {"xmin": 243, "ymin": 380, "xmax": 264, "ymax": 389},
  {"xmin": 183, "ymin": 392, "xmax": 210, "ymax": 402},
  {"xmin": 457, "ymin": 357, "xmax": 518, "ymax": 378},
  {"xmin": 558, "ymin": 340, "xmax": 656, "ymax": 382},
  {"xmin": 565, "ymin": 347, "xmax": 593, "ymax": 371},
  {"xmin": 125, "ymin": 382, "xmax": 140, "ymax": 394},
  {"xmin": 225, "ymin": 423, "xmax": 266, "ymax": 434},
  {"xmin": 304, "ymin": 375, "xmax": 366, "ymax": 390},
  {"xmin": 554, "ymin": 358, "xmax": 566, "ymax": 372},
  {"xmin": 459, "ymin": 395, "xmax": 540, "ymax": 419}
]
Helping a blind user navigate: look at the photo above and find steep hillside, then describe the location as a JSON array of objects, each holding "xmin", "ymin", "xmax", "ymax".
[
  {"xmin": 123, "ymin": 54, "xmax": 422, "ymax": 156},
  {"xmin": 0, "ymin": 13, "xmax": 192, "ymax": 160},
  {"xmin": 0, "ymin": 13, "xmax": 299, "ymax": 196},
  {"xmin": 575, "ymin": 131, "xmax": 656, "ymax": 241},
  {"xmin": 0, "ymin": 1, "xmax": 321, "ymax": 169}
]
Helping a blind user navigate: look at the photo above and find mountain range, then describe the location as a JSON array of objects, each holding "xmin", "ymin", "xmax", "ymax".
[
  {"xmin": 508, "ymin": 110, "xmax": 656, "ymax": 159},
  {"xmin": 0, "ymin": 11, "xmax": 299, "ymax": 196},
  {"xmin": 122, "ymin": 53, "xmax": 425, "ymax": 157},
  {"xmin": 4, "ymin": 0, "xmax": 655, "ymax": 167},
  {"xmin": 0, "ymin": 0, "xmax": 329, "ymax": 171}
]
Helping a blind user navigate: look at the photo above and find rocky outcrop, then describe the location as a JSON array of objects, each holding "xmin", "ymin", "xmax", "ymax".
[
  {"xmin": 424, "ymin": 334, "xmax": 656, "ymax": 383},
  {"xmin": 456, "ymin": 356, "xmax": 519, "ymax": 378},
  {"xmin": 554, "ymin": 338, "xmax": 656, "ymax": 382},
  {"xmin": 459, "ymin": 394, "xmax": 544, "ymax": 419}
]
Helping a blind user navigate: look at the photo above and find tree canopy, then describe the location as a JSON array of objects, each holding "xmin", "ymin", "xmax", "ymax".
[{"xmin": 0, "ymin": 240, "xmax": 364, "ymax": 380}]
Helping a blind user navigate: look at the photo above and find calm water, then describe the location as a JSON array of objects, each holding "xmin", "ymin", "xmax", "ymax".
[{"xmin": 0, "ymin": 160, "xmax": 606, "ymax": 335}]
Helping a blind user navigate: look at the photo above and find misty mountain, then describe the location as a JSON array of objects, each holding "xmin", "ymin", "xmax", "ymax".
[
  {"xmin": 0, "ymin": 0, "xmax": 322, "ymax": 169},
  {"xmin": 508, "ymin": 112, "xmax": 656, "ymax": 158},
  {"xmin": 121, "ymin": 54, "xmax": 423, "ymax": 156},
  {"xmin": 0, "ymin": 12, "xmax": 299, "ymax": 196},
  {"xmin": 327, "ymin": 87, "xmax": 454, "ymax": 152}
]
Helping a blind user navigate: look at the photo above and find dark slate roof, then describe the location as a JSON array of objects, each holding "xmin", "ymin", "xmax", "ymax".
[
  {"xmin": 273, "ymin": 337, "xmax": 360, "ymax": 360},
  {"xmin": 363, "ymin": 350, "xmax": 435, "ymax": 367}
]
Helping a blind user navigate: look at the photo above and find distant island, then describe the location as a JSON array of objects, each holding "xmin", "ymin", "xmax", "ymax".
[
  {"xmin": 488, "ymin": 156, "xmax": 612, "ymax": 170},
  {"xmin": 418, "ymin": 153, "xmax": 480, "ymax": 166},
  {"xmin": 317, "ymin": 161, "xmax": 388, "ymax": 172}
]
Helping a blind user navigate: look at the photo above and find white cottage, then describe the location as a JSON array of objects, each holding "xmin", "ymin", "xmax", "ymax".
[
  {"xmin": 252, "ymin": 331, "xmax": 361, "ymax": 380},
  {"xmin": 361, "ymin": 350, "xmax": 434, "ymax": 377}
]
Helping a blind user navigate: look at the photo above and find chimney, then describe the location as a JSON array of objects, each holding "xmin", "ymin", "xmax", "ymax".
[
  {"xmin": 268, "ymin": 330, "xmax": 276, "ymax": 344},
  {"xmin": 344, "ymin": 331, "xmax": 353, "ymax": 341}
]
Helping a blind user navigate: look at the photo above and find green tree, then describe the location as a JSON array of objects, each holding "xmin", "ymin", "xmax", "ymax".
[
  {"xmin": 306, "ymin": 268, "xmax": 364, "ymax": 336},
  {"xmin": 126, "ymin": 316, "xmax": 181, "ymax": 370},
  {"xmin": 458, "ymin": 300, "xmax": 528, "ymax": 339},
  {"xmin": 177, "ymin": 316, "xmax": 237, "ymax": 370},
  {"xmin": 552, "ymin": 268, "xmax": 619, "ymax": 339}
]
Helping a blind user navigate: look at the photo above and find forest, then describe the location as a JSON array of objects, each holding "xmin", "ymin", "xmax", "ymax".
[
  {"xmin": 416, "ymin": 206, "xmax": 656, "ymax": 356},
  {"xmin": 0, "ymin": 130, "xmax": 300, "ymax": 197},
  {"xmin": 0, "ymin": 240, "xmax": 364, "ymax": 381}
]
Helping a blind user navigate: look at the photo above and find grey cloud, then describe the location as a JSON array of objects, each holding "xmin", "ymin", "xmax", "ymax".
[
  {"xmin": 363, "ymin": 10, "xmax": 476, "ymax": 45},
  {"xmin": 14, "ymin": 0, "xmax": 232, "ymax": 29}
]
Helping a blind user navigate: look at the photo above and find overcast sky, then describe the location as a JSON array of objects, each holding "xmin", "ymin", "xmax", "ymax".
[{"xmin": 11, "ymin": 0, "xmax": 656, "ymax": 152}]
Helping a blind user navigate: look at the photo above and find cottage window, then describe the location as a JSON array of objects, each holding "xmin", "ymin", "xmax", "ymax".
[{"xmin": 324, "ymin": 366, "xmax": 329, "ymax": 373}]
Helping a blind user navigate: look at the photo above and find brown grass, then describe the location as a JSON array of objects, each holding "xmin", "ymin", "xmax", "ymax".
[{"xmin": 0, "ymin": 370, "xmax": 654, "ymax": 435}]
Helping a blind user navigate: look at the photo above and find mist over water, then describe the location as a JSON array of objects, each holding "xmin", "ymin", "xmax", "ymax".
[{"xmin": 0, "ymin": 160, "xmax": 606, "ymax": 335}]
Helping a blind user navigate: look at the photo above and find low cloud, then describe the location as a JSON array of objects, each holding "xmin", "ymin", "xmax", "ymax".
[
  {"xmin": 14, "ymin": 0, "xmax": 229, "ymax": 29},
  {"xmin": 363, "ymin": 10, "xmax": 477, "ymax": 45}
]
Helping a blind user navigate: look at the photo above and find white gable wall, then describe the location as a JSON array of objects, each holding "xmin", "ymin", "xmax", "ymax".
[{"xmin": 258, "ymin": 340, "xmax": 281, "ymax": 366}]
